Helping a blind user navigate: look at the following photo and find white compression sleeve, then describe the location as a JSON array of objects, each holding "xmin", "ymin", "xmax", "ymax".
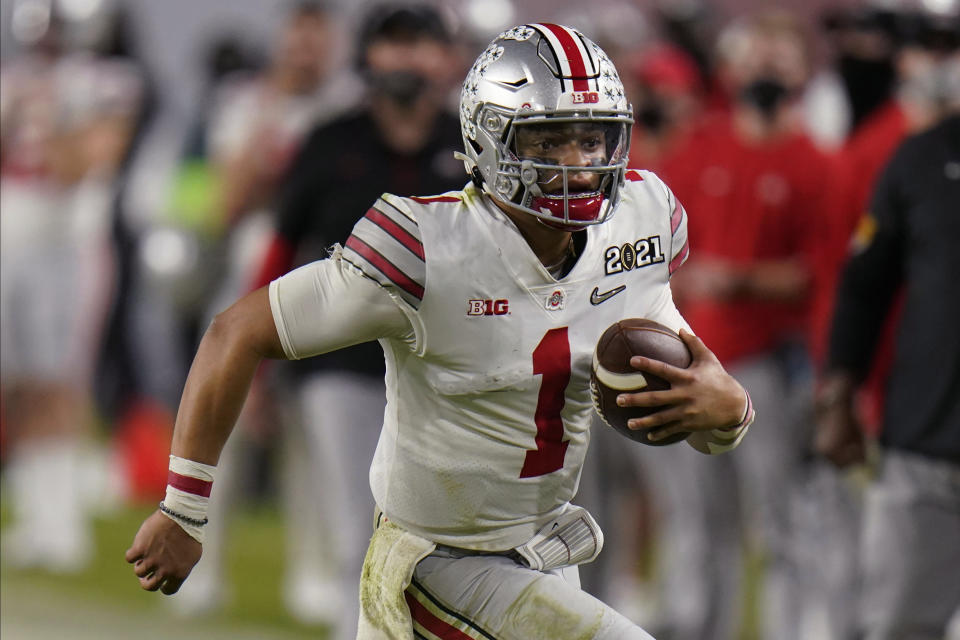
[{"xmin": 269, "ymin": 247, "xmax": 415, "ymax": 360}]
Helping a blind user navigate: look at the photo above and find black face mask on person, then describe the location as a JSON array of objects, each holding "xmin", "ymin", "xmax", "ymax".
[
  {"xmin": 837, "ymin": 55, "xmax": 895, "ymax": 126},
  {"xmin": 368, "ymin": 70, "xmax": 429, "ymax": 108},
  {"xmin": 738, "ymin": 77, "xmax": 790, "ymax": 119}
]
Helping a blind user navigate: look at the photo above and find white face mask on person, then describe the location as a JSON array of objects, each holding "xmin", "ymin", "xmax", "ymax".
[{"xmin": 901, "ymin": 52, "xmax": 960, "ymax": 110}]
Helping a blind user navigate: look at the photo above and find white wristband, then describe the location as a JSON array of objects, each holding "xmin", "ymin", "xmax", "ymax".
[{"xmin": 162, "ymin": 455, "xmax": 217, "ymax": 543}]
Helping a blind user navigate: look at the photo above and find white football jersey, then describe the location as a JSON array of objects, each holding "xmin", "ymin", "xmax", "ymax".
[{"xmin": 338, "ymin": 171, "xmax": 690, "ymax": 551}]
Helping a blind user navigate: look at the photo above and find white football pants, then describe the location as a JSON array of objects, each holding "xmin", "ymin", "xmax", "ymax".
[{"xmin": 408, "ymin": 547, "xmax": 656, "ymax": 639}]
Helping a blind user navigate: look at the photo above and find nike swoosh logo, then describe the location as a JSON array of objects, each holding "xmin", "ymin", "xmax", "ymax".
[{"xmin": 590, "ymin": 285, "xmax": 626, "ymax": 305}]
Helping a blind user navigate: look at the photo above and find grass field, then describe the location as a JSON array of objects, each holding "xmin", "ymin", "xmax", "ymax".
[
  {"xmin": 2, "ymin": 499, "xmax": 762, "ymax": 639},
  {"xmin": 1, "ymin": 502, "xmax": 330, "ymax": 640}
]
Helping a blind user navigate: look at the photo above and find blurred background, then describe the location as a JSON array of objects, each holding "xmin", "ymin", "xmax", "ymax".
[{"xmin": 1, "ymin": 0, "xmax": 957, "ymax": 638}]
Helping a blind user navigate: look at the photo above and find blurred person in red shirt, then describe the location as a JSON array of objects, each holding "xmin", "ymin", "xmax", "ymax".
[
  {"xmin": 654, "ymin": 11, "xmax": 850, "ymax": 640},
  {"xmin": 625, "ymin": 43, "xmax": 706, "ymax": 177}
]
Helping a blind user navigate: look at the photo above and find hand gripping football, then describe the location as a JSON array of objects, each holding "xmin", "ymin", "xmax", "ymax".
[{"xmin": 590, "ymin": 318, "xmax": 692, "ymax": 445}]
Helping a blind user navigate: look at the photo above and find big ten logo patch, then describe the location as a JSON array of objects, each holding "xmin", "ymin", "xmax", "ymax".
[
  {"xmin": 467, "ymin": 299, "xmax": 510, "ymax": 316},
  {"xmin": 604, "ymin": 235, "xmax": 665, "ymax": 275}
]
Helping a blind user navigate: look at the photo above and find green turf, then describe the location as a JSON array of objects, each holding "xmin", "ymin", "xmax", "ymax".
[{"xmin": 1, "ymin": 501, "xmax": 330, "ymax": 639}]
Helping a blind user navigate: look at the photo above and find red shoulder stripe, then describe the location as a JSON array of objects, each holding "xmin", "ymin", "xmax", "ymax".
[
  {"xmin": 365, "ymin": 207, "xmax": 424, "ymax": 260},
  {"xmin": 670, "ymin": 200, "xmax": 685, "ymax": 234},
  {"xmin": 669, "ymin": 239, "xmax": 690, "ymax": 275},
  {"xmin": 409, "ymin": 195, "xmax": 461, "ymax": 204},
  {"xmin": 625, "ymin": 170, "xmax": 644, "ymax": 182},
  {"xmin": 345, "ymin": 236, "xmax": 424, "ymax": 300}
]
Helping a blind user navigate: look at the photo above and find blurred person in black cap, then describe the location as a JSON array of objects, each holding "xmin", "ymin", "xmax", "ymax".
[
  {"xmin": 819, "ymin": 5, "xmax": 901, "ymax": 137},
  {"xmin": 245, "ymin": 4, "xmax": 464, "ymax": 637},
  {"xmin": 816, "ymin": 27, "xmax": 960, "ymax": 640}
]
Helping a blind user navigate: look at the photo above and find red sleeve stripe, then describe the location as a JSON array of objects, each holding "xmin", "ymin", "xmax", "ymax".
[
  {"xmin": 345, "ymin": 235, "xmax": 424, "ymax": 301},
  {"xmin": 670, "ymin": 200, "xmax": 685, "ymax": 235},
  {"xmin": 669, "ymin": 239, "xmax": 690, "ymax": 275},
  {"xmin": 365, "ymin": 207, "xmax": 424, "ymax": 260},
  {"xmin": 167, "ymin": 471, "xmax": 212, "ymax": 498}
]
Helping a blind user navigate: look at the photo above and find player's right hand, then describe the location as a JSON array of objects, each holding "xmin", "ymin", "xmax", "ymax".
[
  {"xmin": 814, "ymin": 374, "xmax": 866, "ymax": 468},
  {"xmin": 125, "ymin": 510, "xmax": 202, "ymax": 595}
]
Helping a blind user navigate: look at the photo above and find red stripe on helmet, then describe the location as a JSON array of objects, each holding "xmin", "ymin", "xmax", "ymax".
[{"xmin": 541, "ymin": 24, "xmax": 590, "ymax": 92}]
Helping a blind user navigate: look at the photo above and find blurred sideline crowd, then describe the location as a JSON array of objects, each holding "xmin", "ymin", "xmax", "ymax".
[{"xmin": 1, "ymin": 1, "xmax": 957, "ymax": 639}]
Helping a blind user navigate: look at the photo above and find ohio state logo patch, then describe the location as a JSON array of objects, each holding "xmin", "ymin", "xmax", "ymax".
[
  {"xmin": 467, "ymin": 299, "xmax": 509, "ymax": 316},
  {"xmin": 545, "ymin": 288, "xmax": 566, "ymax": 311}
]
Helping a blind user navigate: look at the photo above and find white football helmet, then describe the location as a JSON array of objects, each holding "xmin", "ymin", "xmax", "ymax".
[{"xmin": 459, "ymin": 24, "xmax": 633, "ymax": 229}]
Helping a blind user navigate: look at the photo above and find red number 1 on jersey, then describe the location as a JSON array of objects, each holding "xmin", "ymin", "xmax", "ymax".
[{"xmin": 520, "ymin": 327, "xmax": 571, "ymax": 478}]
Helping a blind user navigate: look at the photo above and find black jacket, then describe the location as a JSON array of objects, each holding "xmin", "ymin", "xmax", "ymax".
[{"xmin": 828, "ymin": 114, "xmax": 960, "ymax": 462}]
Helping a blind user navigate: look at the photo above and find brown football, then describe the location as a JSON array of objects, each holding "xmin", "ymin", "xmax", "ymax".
[{"xmin": 590, "ymin": 318, "xmax": 692, "ymax": 446}]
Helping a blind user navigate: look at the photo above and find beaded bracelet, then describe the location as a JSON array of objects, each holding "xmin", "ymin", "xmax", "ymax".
[{"xmin": 159, "ymin": 501, "xmax": 209, "ymax": 527}]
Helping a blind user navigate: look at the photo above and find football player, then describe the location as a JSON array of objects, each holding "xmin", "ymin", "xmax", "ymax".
[{"xmin": 126, "ymin": 24, "xmax": 754, "ymax": 638}]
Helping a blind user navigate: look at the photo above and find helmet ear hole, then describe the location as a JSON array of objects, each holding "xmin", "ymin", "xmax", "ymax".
[{"xmin": 468, "ymin": 138, "xmax": 483, "ymax": 155}]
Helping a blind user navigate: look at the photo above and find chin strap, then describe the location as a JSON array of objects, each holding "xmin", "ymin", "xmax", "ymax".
[{"xmin": 454, "ymin": 151, "xmax": 486, "ymax": 189}]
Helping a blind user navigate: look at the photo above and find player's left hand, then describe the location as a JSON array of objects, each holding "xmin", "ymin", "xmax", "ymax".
[{"xmin": 617, "ymin": 329, "xmax": 746, "ymax": 442}]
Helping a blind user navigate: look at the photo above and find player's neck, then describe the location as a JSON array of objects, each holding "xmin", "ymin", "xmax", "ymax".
[{"xmin": 492, "ymin": 198, "xmax": 575, "ymax": 269}]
